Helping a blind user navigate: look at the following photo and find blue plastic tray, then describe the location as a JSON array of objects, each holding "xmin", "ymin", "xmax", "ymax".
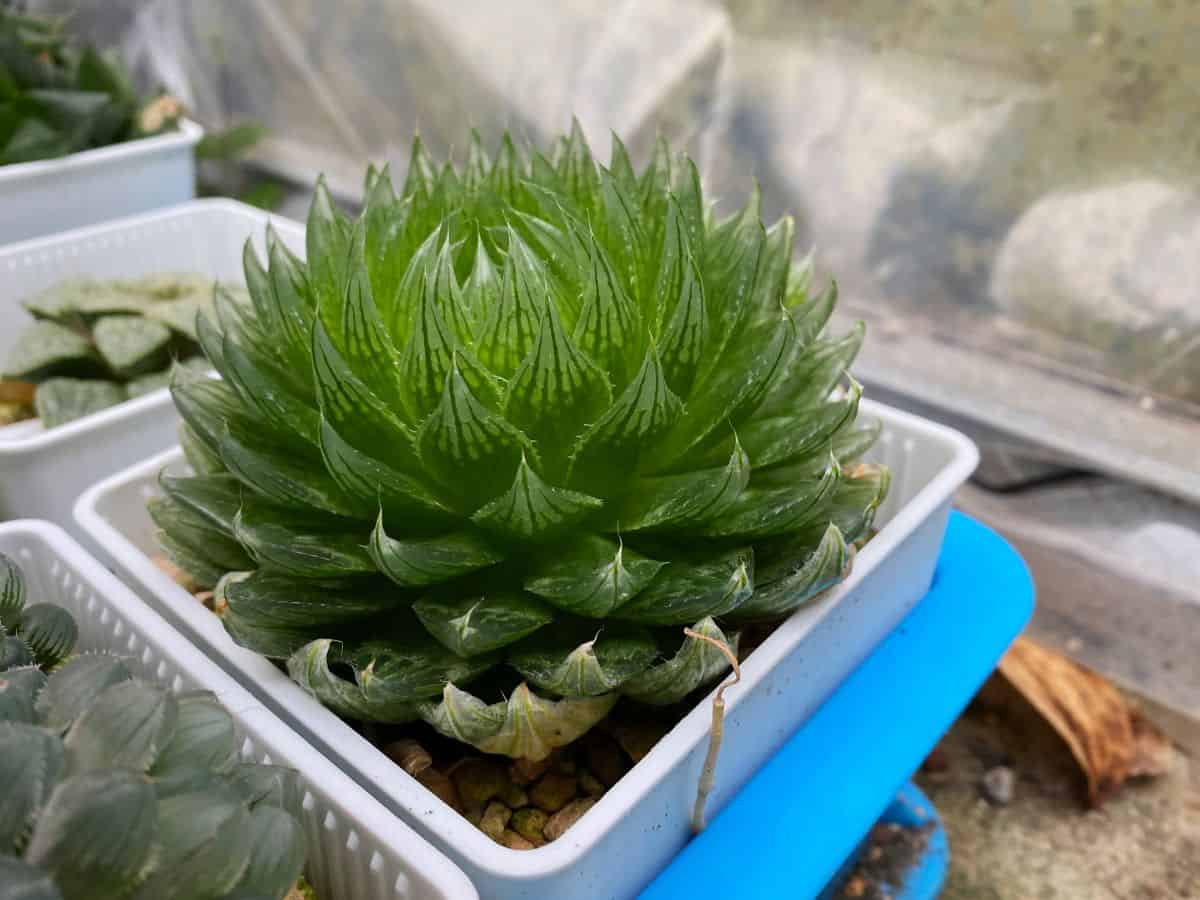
[{"xmin": 640, "ymin": 512, "xmax": 1034, "ymax": 899}]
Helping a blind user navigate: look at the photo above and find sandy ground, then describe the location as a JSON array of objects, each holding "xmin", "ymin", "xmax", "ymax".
[{"xmin": 915, "ymin": 686, "xmax": 1200, "ymax": 900}]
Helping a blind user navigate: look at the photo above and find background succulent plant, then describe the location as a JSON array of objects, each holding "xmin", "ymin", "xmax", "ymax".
[
  {"xmin": 2, "ymin": 275, "xmax": 229, "ymax": 428},
  {"xmin": 0, "ymin": 552, "xmax": 309, "ymax": 900},
  {"xmin": 155, "ymin": 125, "xmax": 888, "ymax": 760},
  {"xmin": 0, "ymin": 8, "xmax": 177, "ymax": 166}
]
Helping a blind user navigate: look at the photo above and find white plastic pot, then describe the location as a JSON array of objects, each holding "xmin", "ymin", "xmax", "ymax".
[
  {"xmin": 76, "ymin": 400, "xmax": 977, "ymax": 900},
  {"xmin": 0, "ymin": 200, "xmax": 304, "ymax": 537},
  {"xmin": 0, "ymin": 119, "xmax": 204, "ymax": 246},
  {"xmin": 0, "ymin": 518, "xmax": 478, "ymax": 900}
]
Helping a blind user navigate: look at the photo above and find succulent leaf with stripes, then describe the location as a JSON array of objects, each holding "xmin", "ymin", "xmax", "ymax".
[{"xmin": 155, "ymin": 126, "xmax": 888, "ymax": 760}]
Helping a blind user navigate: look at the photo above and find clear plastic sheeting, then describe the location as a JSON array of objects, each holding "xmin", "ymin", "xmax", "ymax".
[{"xmin": 26, "ymin": 0, "xmax": 1200, "ymax": 499}]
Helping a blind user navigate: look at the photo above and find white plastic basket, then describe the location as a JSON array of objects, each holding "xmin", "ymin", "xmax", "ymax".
[
  {"xmin": 0, "ymin": 120, "xmax": 203, "ymax": 246},
  {"xmin": 0, "ymin": 518, "xmax": 478, "ymax": 900},
  {"xmin": 75, "ymin": 400, "xmax": 978, "ymax": 900},
  {"xmin": 0, "ymin": 199, "xmax": 305, "ymax": 537}
]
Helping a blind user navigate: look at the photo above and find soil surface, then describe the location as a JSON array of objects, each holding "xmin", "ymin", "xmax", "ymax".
[{"xmin": 917, "ymin": 682, "xmax": 1200, "ymax": 899}]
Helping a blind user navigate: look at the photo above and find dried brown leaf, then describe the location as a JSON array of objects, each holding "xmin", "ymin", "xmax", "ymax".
[{"xmin": 998, "ymin": 637, "xmax": 1135, "ymax": 807}]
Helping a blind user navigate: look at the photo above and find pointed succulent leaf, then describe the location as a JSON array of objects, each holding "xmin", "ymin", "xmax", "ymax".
[
  {"xmin": 508, "ymin": 624, "xmax": 657, "ymax": 697},
  {"xmin": 477, "ymin": 231, "xmax": 549, "ymax": 378},
  {"xmin": 225, "ymin": 570, "xmax": 406, "ymax": 629},
  {"xmin": 306, "ymin": 177, "xmax": 354, "ymax": 330},
  {"xmin": 399, "ymin": 263, "xmax": 495, "ymax": 421},
  {"xmin": 263, "ymin": 234, "xmax": 317, "ymax": 392},
  {"xmin": 155, "ymin": 531, "xmax": 226, "ymax": 590},
  {"xmin": 568, "ymin": 348, "xmax": 683, "ymax": 484},
  {"xmin": 730, "ymin": 525, "xmax": 851, "ymax": 621},
  {"xmin": 784, "ymin": 280, "xmax": 834, "ymax": 353},
  {"xmin": 706, "ymin": 383, "xmax": 862, "ymax": 471},
  {"xmin": 471, "ymin": 454, "xmax": 604, "ymax": 542},
  {"xmin": 761, "ymin": 323, "xmax": 865, "ymax": 416},
  {"xmin": 221, "ymin": 609, "xmax": 325, "ymax": 662},
  {"xmin": 503, "ymin": 301, "xmax": 611, "ymax": 455},
  {"xmin": 648, "ymin": 195, "xmax": 690, "ymax": 331},
  {"xmin": 701, "ymin": 188, "xmax": 764, "ymax": 369},
  {"xmin": 828, "ymin": 463, "xmax": 891, "ymax": 544},
  {"xmin": 0, "ymin": 855, "xmax": 64, "ymax": 900},
  {"xmin": 0, "ymin": 554, "xmax": 24, "ymax": 630},
  {"xmin": 0, "ymin": 723, "xmax": 64, "ymax": 851},
  {"xmin": 418, "ymin": 682, "xmax": 616, "ymax": 762},
  {"xmin": 415, "ymin": 362, "xmax": 534, "ymax": 506},
  {"xmin": 572, "ymin": 235, "xmax": 643, "ymax": 388},
  {"xmin": 91, "ymin": 315, "xmax": 171, "ymax": 377},
  {"xmin": 15, "ymin": 604, "xmax": 76, "ymax": 668},
  {"xmin": 220, "ymin": 333, "xmax": 320, "ymax": 447},
  {"xmin": 64, "ymin": 679, "xmax": 178, "ymax": 774},
  {"xmin": 169, "ymin": 372, "xmax": 248, "ymax": 456},
  {"xmin": 699, "ymin": 460, "xmax": 840, "ymax": 540},
  {"xmin": 524, "ymin": 536, "xmax": 666, "ymax": 618},
  {"xmin": 159, "ymin": 473, "xmax": 241, "ymax": 534},
  {"xmin": 34, "ymin": 378, "xmax": 125, "ymax": 429},
  {"xmin": 218, "ymin": 426, "xmax": 359, "ymax": 518},
  {"xmin": 36, "ymin": 654, "xmax": 133, "ymax": 732},
  {"xmin": 0, "ymin": 666, "xmax": 47, "ymax": 724},
  {"xmin": 369, "ymin": 514, "xmax": 503, "ymax": 587},
  {"xmin": 750, "ymin": 216, "xmax": 795, "ymax": 322},
  {"xmin": 618, "ymin": 436, "xmax": 750, "ymax": 533},
  {"xmin": 319, "ymin": 418, "xmax": 454, "ymax": 523},
  {"xmin": 287, "ymin": 635, "xmax": 494, "ymax": 722},
  {"xmin": 652, "ymin": 314, "xmax": 793, "ymax": 467},
  {"xmin": 233, "ymin": 499, "xmax": 374, "ymax": 578},
  {"xmin": 23, "ymin": 771, "xmax": 157, "ymax": 900},
  {"xmin": 657, "ymin": 251, "xmax": 708, "ymax": 396},
  {"xmin": 311, "ymin": 318, "xmax": 418, "ymax": 457},
  {"xmin": 413, "ymin": 590, "xmax": 554, "ymax": 657},
  {"xmin": 339, "ymin": 243, "xmax": 406, "ymax": 409},
  {"xmin": 615, "ymin": 547, "xmax": 754, "ymax": 625},
  {"xmin": 597, "ymin": 168, "xmax": 647, "ymax": 304},
  {"xmin": 621, "ymin": 617, "xmax": 738, "ymax": 706},
  {"xmin": 149, "ymin": 495, "xmax": 252, "ymax": 573}
]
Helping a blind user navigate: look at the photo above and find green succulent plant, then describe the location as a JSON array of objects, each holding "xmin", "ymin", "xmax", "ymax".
[
  {"xmin": 0, "ymin": 552, "xmax": 309, "ymax": 900},
  {"xmin": 155, "ymin": 125, "xmax": 888, "ymax": 760},
  {"xmin": 0, "ymin": 8, "xmax": 178, "ymax": 166},
  {"xmin": 2, "ymin": 274, "xmax": 230, "ymax": 428}
]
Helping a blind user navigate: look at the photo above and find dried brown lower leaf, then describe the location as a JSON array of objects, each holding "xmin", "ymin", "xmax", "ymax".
[
  {"xmin": 0, "ymin": 380, "xmax": 35, "ymax": 405},
  {"xmin": 998, "ymin": 637, "xmax": 1172, "ymax": 807}
]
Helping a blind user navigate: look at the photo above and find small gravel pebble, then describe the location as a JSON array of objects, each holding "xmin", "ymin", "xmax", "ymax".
[
  {"xmin": 480, "ymin": 801, "xmax": 513, "ymax": 841},
  {"xmin": 982, "ymin": 765, "xmax": 1016, "ymax": 805},
  {"xmin": 531, "ymin": 772, "xmax": 578, "ymax": 813},
  {"xmin": 544, "ymin": 797, "xmax": 598, "ymax": 841},
  {"xmin": 511, "ymin": 807, "xmax": 549, "ymax": 845}
]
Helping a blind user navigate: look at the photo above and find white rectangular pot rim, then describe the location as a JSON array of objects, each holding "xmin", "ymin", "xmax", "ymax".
[
  {"xmin": 0, "ymin": 118, "xmax": 203, "ymax": 184},
  {"xmin": 76, "ymin": 397, "xmax": 978, "ymax": 884}
]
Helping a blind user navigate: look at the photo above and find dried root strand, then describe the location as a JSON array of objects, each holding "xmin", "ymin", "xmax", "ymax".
[{"xmin": 685, "ymin": 627, "xmax": 741, "ymax": 833}]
